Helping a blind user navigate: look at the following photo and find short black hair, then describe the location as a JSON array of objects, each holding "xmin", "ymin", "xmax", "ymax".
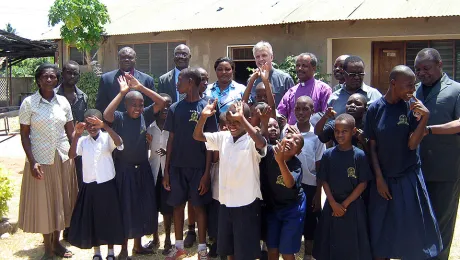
[
  {"xmin": 254, "ymin": 102, "xmax": 269, "ymax": 112},
  {"xmin": 179, "ymin": 68, "xmax": 202, "ymax": 87},
  {"xmin": 125, "ymin": 90, "xmax": 143, "ymax": 103},
  {"xmin": 389, "ymin": 65, "xmax": 415, "ymax": 81},
  {"xmin": 296, "ymin": 52, "xmax": 318, "ymax": 67},
  {"xmin": 159, "ymin": 93, "xmax": 172, "ymax": 101},
  {"xmin": 348, "ymin": 93, "xmax": 368, "ymax": 108},
  {"xmin": 335, "ymin": 113, "xmax": 355, "ymax": 128},
  {"xmin": 214, "ymin": 57, "xmax": 235, "ymax": 71},
  {"xmin": 62, "ymin": 60, "xmax": 80, "ymax": 72},
  {"xmin": 296, "ymin": 95, "xmax": 314, "ymax": 109},
  {"xmin": 343, "ymin": 56, "xmax": 365, "ymax": 72},
  {"xmin": 35, "ymin": 63, "xmax": 59, "ymax": 86},
  {"xmin": 84, "ymin": 109, "xmax": 103, "ymax": 120},
  {"xmin": 227, "ymin": 102, "xmax": 251, "ymax": 119},
  {"xmin": 415, "ymin": 48, "xmax": 442, "ymax": 64}
]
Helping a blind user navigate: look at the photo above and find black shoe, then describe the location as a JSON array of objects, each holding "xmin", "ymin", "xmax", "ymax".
[
  {"xmin": 184, "ymin": 230, "xmax": 196, "ymax": 248},
  {"xmin": 209, "ymin": 242, "xmax": 218, "ymax": 258},
  {"xmin": 260, "ymin": 250, "xmax": 268, "ymax": 260}
]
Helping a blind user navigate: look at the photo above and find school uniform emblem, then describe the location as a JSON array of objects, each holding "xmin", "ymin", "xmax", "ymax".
[
  {"xmin": 276, "ymin": 175, "xmax": 286, "ymax": 187},
  {"xmin": 347, "ymin": 167, "xmax": 357, "ymax": 178},
  {"xmin": 397, "ymin": 115, "xmax": 409, "ymax": 126},
  {"xmin": 189, "ymin": 110, "xmax": 199, "ymax": 123}
]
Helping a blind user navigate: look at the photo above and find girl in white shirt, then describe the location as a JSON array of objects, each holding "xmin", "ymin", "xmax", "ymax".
[{"xmin": 67, "ymin": 109, "xmax": 124, "ymax": 260}]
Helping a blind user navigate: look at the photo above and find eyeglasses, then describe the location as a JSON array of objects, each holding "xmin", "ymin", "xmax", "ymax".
[
  {"xmin": 344, "ymin": 71, "xmax": 366, "ymax": 78},
  {"xmin": 175, "ymin": 53, "xmax": 189, "ymax": 58}
]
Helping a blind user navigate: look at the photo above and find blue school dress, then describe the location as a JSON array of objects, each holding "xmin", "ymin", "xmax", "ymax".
[
  {"xmin": 365, "ymin": 97, "xmax": 442, "ymax": 259},
  {"xmin": 313, "ymin": 146, "xmax": 373, "ymax": 260},
  {"xmin": 112, "ymin": 105, "xmax": 158, "ymax": 239}
]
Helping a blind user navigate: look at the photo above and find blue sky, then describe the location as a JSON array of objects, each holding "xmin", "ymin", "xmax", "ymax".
[{"xmin": 0, "ymin": 0, "xmax": 116, "ymax": 40}]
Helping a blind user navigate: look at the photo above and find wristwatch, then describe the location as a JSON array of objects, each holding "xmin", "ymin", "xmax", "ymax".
[{"xmin": 426, "ymin": 126, "xmax": 433, "ymax": 135}]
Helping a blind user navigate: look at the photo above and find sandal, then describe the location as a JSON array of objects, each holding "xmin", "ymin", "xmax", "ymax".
[
  {"xmin": 92, "ymin": 255, "xmax": 103, "ymax": 260},
  {"xmin": 54, "ymin": 248, "xmax": 73, "ymax": 258},
  {"xmin": 106, "ymin": 255, "xmax": 115, "ymax": 260}
]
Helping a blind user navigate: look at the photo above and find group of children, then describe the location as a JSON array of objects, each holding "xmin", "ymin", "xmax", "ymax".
[{"xmin": 66, "ymin": 64, "xmax": 443, "ymax": 260}]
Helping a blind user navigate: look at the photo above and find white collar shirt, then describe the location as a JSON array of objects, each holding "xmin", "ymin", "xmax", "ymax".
[
  {"xmin": 76, "ymin": 131, "xmax": 124, "ymax": 184},
  {"xmin": 204, "ymin": 131, "xmax": 267, "ymax": 207},
  {"xmin": 295, "ymin": 123, "xmax": 326, "ymax": 186},
  {"xmin": 19, "ymin": 91, "xmax": 73, "ymax": 164},
  {"xmin": 147, "ymin": 121, "xmax": 169, "ymax": 184}
]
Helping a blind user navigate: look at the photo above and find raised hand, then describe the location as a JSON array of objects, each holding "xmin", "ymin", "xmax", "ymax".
[
  {"xmin": 249, "ymin": 69, "xmax": 260, "ymax": 83},
  {"xmin": 125, "ymin": 74, "xmax": 143, "ymax": 91},
  {"xmin": 117, "ymin": 75, "xmax": 130, "ymax": 94},
  {"xmin": 257, "ymin": 106, "xmax": 272, "ymax": 123},
  {"xmin": 285, "ymin": 124, "xmax": 300, "ymax": 135},
  {"xmin": 324, "ymin": 107, "xmax": 337, "ymax": 119},
  {"xmin": 260, "ymin": 63, "xmax": 270, "ymax": 82},
  {"xmin": 228, "ymin": 101, "xmax": 245, "ymax": 122},
  {"xmin": 86, "ymin": 116, "xmax": 104, "ymax": 129},
  {"xmin": 274, "ymin": 139, "xmax": 287, "ymax": 163},
  {"xmin": 202, "ymin": 99, "xmax": 217, "ymax": 118},
  {"xmin": 74, "ymin": 121, "xmax": 86, "ymax": 135}
]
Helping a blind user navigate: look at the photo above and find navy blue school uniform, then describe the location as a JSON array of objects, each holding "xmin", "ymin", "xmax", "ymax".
[
  {"xmin": 317, "ymin": 120, "xmax": 362, "ymax": 148},
  {"xmin": 365, "ymin": 97, "xmax": 442, "ymax": 259},
  {"xmin": 164, "ymin": 97, "xmax": 218, "ymax": 207},
  {"xmin": 112, "ymin": 104, "xmax": 158, "ymax": 239},
  {"xmin": 313, "ymin": 146, "xmax": 372, "ymax": 260},
  {"xmin": 260, "ymin": 145, "xmax": 306, "ymax": 254}
]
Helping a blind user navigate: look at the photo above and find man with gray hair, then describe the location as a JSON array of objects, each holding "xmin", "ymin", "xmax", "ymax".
[
  {"xmin": 414, "ymin": 48, "xmax": 460, "ymax": 260},
  {"xmin": 158, "ymin": 44, "xmax": 192, "ymax": 103},
  {"xmin": 250, "ymin": 41, "xmax": 295, "ymax": 105},
  {"xmin": 96, "ymin": 46, "xmax": 156, "ymax": 112}
]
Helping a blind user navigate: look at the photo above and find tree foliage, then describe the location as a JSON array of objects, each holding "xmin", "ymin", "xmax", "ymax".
[
  {"xmin": 48, "ymin": 0, "xmax": 110, "ymax": 65},
  {"xmin": 9, "ymin": 58, "xmax": 53, "ymax": 77}
]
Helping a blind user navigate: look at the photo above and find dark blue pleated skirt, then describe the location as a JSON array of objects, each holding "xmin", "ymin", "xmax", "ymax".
[
  {"xmin": 313, "ymin": 197, "xmax": 372, "ymax": 260},
  {"xmin": 68, "ymin": 179, "xmax": 125, "ymax": 248},
  {"xmin": 115, "ymin": 159, "xmax": 157, "ymax": 239},
  {"xmin": 368, "ymin": 167, "xmax": 443, "ymax": 259}
]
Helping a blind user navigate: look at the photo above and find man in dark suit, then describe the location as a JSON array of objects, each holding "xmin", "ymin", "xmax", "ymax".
[
  {"xmin": 415, "ymin": 48, "xmax": 460, "ymax": 260},
  {"xmin": 157, "ymin": 44, "xmax": 191, "ymax": 103},
  {"xmin": 96, "ymin": 47, "xmax": 155, "ymax": 112}
]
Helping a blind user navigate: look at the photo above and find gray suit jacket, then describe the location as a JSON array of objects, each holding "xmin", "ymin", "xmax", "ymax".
[
  {"xmin": 158, "ymin": 69, "xmax": 178, "ymax": 103},
  {"xmin": 415, "ymin": 73, "xmax": 460, "ymax": 181}
]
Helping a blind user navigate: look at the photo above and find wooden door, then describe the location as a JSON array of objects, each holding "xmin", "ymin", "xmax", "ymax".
[{"xmin": 372, "ymin": 42, "xmax": 405, "ymax": 94}]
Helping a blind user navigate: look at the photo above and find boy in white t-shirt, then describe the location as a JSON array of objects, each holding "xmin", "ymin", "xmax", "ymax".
[
  {"xmin": 193, "ymin": 100, "xmax": 267, "ymax": 260},
  {"xmin": 288, "ymin": 96, "xmax": 325, "ymax": 260}
]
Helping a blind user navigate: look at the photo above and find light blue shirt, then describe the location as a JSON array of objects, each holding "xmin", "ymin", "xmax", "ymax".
[
  {"xmin": 205, "ymin": 81, "xmax": 247, "ymax": 113},
  {"xmin": 174, "ymin": 67, "xmax": 181, "ymax": 101}
]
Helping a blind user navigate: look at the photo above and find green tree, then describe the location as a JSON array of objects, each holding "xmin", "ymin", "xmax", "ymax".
[
  {"xmin": 11, "ymin": 57, "xmax": 53, "ymax": 77},
  {"xmin": 5, "ymin": 23, "xmax": 16, "ymax": 34},
  {"xmin": 48, "ymin": 0, "xmax": 110, "ymax": 72}
]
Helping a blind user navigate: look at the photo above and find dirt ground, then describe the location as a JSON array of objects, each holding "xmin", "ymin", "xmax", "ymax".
[{"xmin": 0, "ymin": 117, "xmax": 459, "ymax": 260}]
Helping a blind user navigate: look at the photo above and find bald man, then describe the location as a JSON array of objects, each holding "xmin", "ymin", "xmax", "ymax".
[
  {"xmin": 158, "ymin": 44, "xmax": 192, "ymax": 103},
  {"xmin": 332, "ymin": 55, "xmax": 349, "ymax": 91},
  {"xmin": 96, "ymin": 47, "xmax": 156, "ymax": 112},
  {"xmin": 414, "ymin": 48, "xmax": 460, "ymax": 260}
]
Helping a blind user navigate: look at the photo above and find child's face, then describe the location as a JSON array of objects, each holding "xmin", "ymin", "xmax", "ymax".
[
  {"xmin": 85, "ymin": 117, "xmax": 101, "ymax": 137},
  {"xmin": 282, "ymin": 133, "xmax": 303, "ymax": 157},
  {"xmin": 268, "ymin": 118, "xmax": 280, "ymax": 143},
  {"xmin": 294, "ymin": 101, "xmax": 313, "ymax": 124},
  {"xmin": 255, "ymin": 84, "xmax": 267, "ymax": 103},
  {"xmin": 125, "ymin": 97, "xmax": 144, "ymax": 119},
  {"xmin": 334, "ymin": 120, "xmax": 356, "ymax": 146},
  {"xmin": 226, "ymin": 112, "xmax": 246, "ymax": 137},
  {"xmin": 176, "ymin": 74, "xmax": 192, "ymax": 94},
  {"xmin": 159, "ymin": 98, "xmax": 172, "ymax": 120},
  {"xmin": 345, "ymin": 95, "xmax": 366, "ymax": 120}
]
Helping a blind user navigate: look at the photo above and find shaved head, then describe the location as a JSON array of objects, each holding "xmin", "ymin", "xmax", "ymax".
[
  {"xmin": 296, "ymin": 95, "xmax": 314, "ymax": 109},
  {"xmin": 415, "ymin": 48, "xmax": 442, "ymax": 64},
  {"xmin": 335, "ymin": 55, "xmax": 350, "ymax": 64},
  {"xmin": 389, "ymin": 65, "xmax": 415, "ymax": 81},
  {"xmin": 125, "ymin": 91, "xmax": 143, "ymax": 103},
  {"xmin": 335, "ymin": 113, "xmax": 355, "ymax": 128}
]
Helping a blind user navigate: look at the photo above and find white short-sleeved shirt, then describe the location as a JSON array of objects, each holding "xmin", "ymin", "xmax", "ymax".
[
  {"xmin": 204, "ymin": 131, "xmax": 267, "ymax": 207},
  {"xmin": 296, "ymin": 124, "xmax": 326, "ymax": 186},
  {"xmin": 147, "ymin": 121, "xmax": 169, "ymax": 184},
  {"xmin": 19, "ymin": 92, "xmax": 73, "ymax": 164},
  {"xmin": 76, "ymin": 131, "xmax": 123, "ymax": 184}
]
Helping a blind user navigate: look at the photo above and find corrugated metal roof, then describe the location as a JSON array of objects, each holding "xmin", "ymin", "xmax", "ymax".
[{"xmin": 40, "ymin": 0, "xmax": 460, "ymax": 39}]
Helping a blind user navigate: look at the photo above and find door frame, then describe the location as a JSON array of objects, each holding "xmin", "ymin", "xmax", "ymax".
[{"xmin": 371, "ymin": 41, "xmax": 407, "ymax": 92}]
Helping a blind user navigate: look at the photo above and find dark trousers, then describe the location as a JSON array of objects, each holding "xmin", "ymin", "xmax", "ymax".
[
  {"xmin": 427, "ymin": 179, "xmax": 460, "ymax": 260},
  {"xmin": 302, "ymin": 184, "xmax": 320, "ymax": 240}
]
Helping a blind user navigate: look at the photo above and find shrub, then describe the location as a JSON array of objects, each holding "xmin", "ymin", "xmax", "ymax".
[
  {"xmin": 78, "ymin": 71, "xmax": 100, "ymax": 109},
  {"xmin": 0, "ymin": 167, "xmax": 13, "ymax": 218}
]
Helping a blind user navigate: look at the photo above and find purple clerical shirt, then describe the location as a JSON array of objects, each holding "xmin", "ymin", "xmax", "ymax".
[{"xmin": 277, "ymin": 78, "xmax": 331, "ymax": 125}]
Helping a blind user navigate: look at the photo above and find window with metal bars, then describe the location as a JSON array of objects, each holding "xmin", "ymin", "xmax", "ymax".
[
  {"xmin": 405, "ymin": 40, "xmax": 460, "ymax": 81},
  {"xmin": 118, "ymin": 41, "xmax": 185, "ymax": 78}
]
